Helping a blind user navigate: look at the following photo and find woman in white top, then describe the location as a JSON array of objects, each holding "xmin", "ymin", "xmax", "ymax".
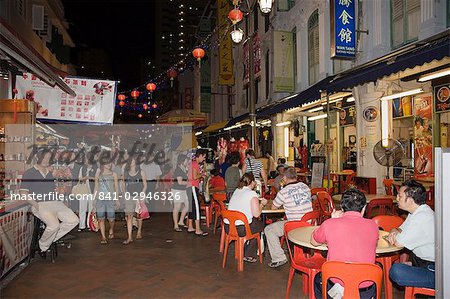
[{"xmin": 227, "ymin": 173, "xmax": 267, "ymax": 263}]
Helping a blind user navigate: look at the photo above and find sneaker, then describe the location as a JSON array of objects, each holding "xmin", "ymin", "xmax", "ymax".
[{"xmin": 268, "ymin": 259, "xmax": 288, "ymax": 268}]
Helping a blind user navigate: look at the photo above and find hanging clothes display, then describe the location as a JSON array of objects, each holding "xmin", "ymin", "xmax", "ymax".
[
  {"xmin": 228, "ymin": 137, "xmax": 239, "ymax": 153},
  {"xmin": 258, "ymin": 126, "xmax": 273, "ymax": 155},
  {"xmin": 238, "ymin": 137, "xmax": 249, "ymax": 163},
  {"xmin": 217, "ymin": 137, "xmax": 228, "ymax": 165}
]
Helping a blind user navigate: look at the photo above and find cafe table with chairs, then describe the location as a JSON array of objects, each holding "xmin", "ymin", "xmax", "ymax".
[{"xmin": 287, "ymin": 225, "xmax": 403, "ymax": 299}]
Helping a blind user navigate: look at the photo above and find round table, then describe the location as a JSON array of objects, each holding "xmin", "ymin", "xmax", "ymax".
[
  {"xmin": 332, "ymin": 193, "xmax": 397, "ymax": 203},
  {"xmin": 288, "ymin": 226, "xmax": 403, "ymax": 299}
]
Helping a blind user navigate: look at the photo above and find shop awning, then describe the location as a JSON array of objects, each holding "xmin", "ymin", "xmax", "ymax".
[
  {"xmin": 0, "ymin": 18, "xmax": 76, "ymax": 96},
  {"xmin": 203, "ymin": 121, "xmax": 229, "ymax": 133},
  {"xmin": 327, "ymin": 30, "xmax": 450, "ymax": 93},
  {"xmin": 225, "ymin": 112, "xmax": 249, "ymax": 128}
]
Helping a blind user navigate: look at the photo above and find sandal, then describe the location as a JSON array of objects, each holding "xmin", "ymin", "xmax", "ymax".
[
  {"xmin": 108, "ymin": 233, "xmax": 114, "ymax": 239},
  {"xmin": 243, "ymin": 257, "xmax": 258, "ymax": 263},
  {"xmin": 122, "ymin": 239, "xmax": 133, "ymax": 245},
  {"xmin": 174, "ymin": 227, "xmax": 183, "ymax": 232},
  {"xmin": 100, "ymin": 239, "xmax": 108, "ymax": 245},
  {"xmin": 136, "ymin": 235, "xmax": 143, "ymax": 240},
  {"xmin": 178, "ymin": 223, "xmax": 187, "ymax": 228}
]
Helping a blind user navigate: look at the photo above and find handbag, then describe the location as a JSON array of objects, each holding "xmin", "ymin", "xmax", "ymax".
[
  {"xmin": 88, "ymin": 211, "xmax": 99, "ymax": 232},
  {"xmin": 135, "ymin": 201, "xmax": 150, "ymax": 220}
]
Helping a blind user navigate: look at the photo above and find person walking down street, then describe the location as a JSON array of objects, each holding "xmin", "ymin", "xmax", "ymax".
[
  {"xmin": 226, "ymin": 173, "xmax": 267, "ymax": 263},
  {"xmin": 388, "ymin": 179, "xmax": 435, "ymax": 290},
  {"xmin": 265, "ymin": 167, "xmax": 312, "ymax": 268},
  {"xmin": 122, "ymin": 156, "xmax": 147, "ymax": 245},
  {"xmin": 224, "ymin": 152, "xmax": 241, "ymax": 200},
  {"xmin": 93, "ymin": 161, "xmax": 119, "ymax": 244},
  {"xmin": 172, "ymin": 154, "xmax": 190, "ymax": 232},
  {"xmin": 187, "ymin": 149, "xmax": 208, "ymax": 236}
]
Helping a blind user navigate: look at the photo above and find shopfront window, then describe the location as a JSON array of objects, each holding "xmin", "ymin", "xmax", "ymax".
[
  {"xmin": 391, "ymin": 0, "xmax": 420, "ymax": 49},
  {"xmin": 308, "ymin": 10, "xmax": 320, "ymax": 85}
]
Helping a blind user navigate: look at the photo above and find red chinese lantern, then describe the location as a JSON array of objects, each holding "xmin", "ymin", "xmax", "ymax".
[
  {"xmin": 192, "ymin": 48, "xmax": 205, "ymax": 62},
  {"xmin": 151, "ymin": 103, "xmax": 158, "ymax": 109},
  {"xmin": 146, "ymin": 83, "xmax": 156, "ymax": 92},
  {"xmin": 143, "ymin": 103, "xmax": 148, "ymax": 110},
  {"xmin": 119, "ymin": 100, "xmax": 125, "ymax": 107},
  {"xmin": 138, "ymin": 113, "xmax": 143, "ymax": 118},
  {"xmin": 168, "ymin": 69, "xmax": 177, "ymax": 79},
  {"xmin": 118, "ymin": 94, "xmax": 126, "ymax": 101},
  {"xmin": 131, "ymin": 90, "xmax": 139, "ymax": 99},
  {"xmin": 228, "ymin": 8, "xmax": 243, "ymax": 24}
]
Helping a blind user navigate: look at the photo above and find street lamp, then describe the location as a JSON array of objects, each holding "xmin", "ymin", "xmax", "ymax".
[
  {"xmin": 258, "ymin": 0, "xmax": 274, "ymax": 13},
  {"xmin": 231, "ymin": 28, "xmax": 244, "ymax": 43}
]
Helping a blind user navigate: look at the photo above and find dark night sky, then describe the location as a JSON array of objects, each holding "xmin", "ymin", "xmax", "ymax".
[{"xmin": 62, "ymin": 0, "xmax": 155, "ymax": 91}]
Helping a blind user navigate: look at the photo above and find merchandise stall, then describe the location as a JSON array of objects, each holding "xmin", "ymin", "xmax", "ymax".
[{"xmin": 0, "ymin": 99, "xmax": 35, "ymax": 279}]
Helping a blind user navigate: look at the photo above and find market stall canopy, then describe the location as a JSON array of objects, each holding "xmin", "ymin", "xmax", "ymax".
[
  {"xmin": 203, "ymin": 121, "xmax": 229, "ymax": 133},
  {"xmin": 156, "ymin": 109, "xmax": 207, "ymax": 126},
  {"xmin": 0, "ymin": 18, "xmax": 75, "ymax": 96}
]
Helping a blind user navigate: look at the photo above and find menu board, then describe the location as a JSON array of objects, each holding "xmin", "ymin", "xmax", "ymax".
[
  {"xmin": 434, "ymin": 83, "xmax": 450, "ymax": 113},
  {"xmin": 15, "ymin": 73, "xmax": 116, "ymax": 124}
]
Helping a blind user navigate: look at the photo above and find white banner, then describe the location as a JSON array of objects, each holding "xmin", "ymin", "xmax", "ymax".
[
  {"xmin": 15, "ymin": 73, "xmax": 116, "ymax": 124},
  {"xmin": 273, "ymin": 31, "xmax": 295, "ymax": 93}
]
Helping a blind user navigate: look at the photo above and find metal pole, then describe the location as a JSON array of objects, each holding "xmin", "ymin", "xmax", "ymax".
[
  {"xmin": 249, "ymin": 32, "xmax": 257, "ymax": 151},
  {"xmin": 325, "ymin": 91, "xmax": 331, "ymax": 192}
]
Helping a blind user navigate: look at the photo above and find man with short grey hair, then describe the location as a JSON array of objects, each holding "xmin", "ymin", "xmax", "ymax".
[{"xmin": 265, "ymin": 167, "xmax": 312, "ymax": 268}]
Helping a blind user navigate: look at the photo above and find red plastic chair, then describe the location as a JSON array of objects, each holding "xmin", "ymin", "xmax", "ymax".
[
  {"xmin": 311, "ymin": 188, "xmax": 328, "ymax": 196},
  {"xmin": 404, "ymin": 287, "xmax": 435, "ymax": 298},
  {"xmin": 221, "ymin": 210, "xmax": 262, "ymax": 272},
  {"xmin": 200, "ymin": 200, "xmax": 212, "ymax": 228},
  {"xmin": 301, "ymin": 210, "xmax": 322, "ymax": 226},
  {"xmin": 383, "ymin": 178, "xmax": 394, "ymax": 196},
  {"xmin": 321, "ymin": 261, "xmax": 383, "ymax": 299},
  {"xmin": 212, "ymin": 192, "xmax": 227, "ymax": 235},
  {"xmin": 265, "ymin": 179, "xmax": 278, "ymax": 200},
  {"xmin": 366, "ymin": 198, "xmax": 395, "ymax": 218},
  {"xmin": 372, "ymin": 215, "xmax": 404, "ymax": 232},
  {"xmin": 317, "ymin": 191, "xmax": 334, "ymax": 221},
  {"xmin": 284, "ymin": 220, "xmax": 326, "ymax": 299}
]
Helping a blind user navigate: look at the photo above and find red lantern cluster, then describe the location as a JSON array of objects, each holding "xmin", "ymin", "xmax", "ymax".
[
  {"xmin": 143, "ymin": 103, "xmax": 148, "ymax": 110},
  {"xmin": 168, "ymin": 69, "xmax": 177, "ymax": 80},
  {"xmin": 119, "ymin": 100, "xmax": 125, "ymax": 107},
  {"xmin": 192, "ymin": 48, "xmax": 205, "ymax": 62},
  {"xmin": 131, "ymin": 90, "xmax": 140, "ymax": 99},
  {"xmin": 118, "ymin": 94, "xmax": 126, "ymax": 101},
  {"xmin": 228, "ymin": 8, "xmax": 243, "ymax": 24},
  {"xmin": 146, "ymin": 83, "xmax": 156, "ymax": 92},
  {"xmin": 151, "ymin": 103, "xmax": 158, "ymax": 109}
]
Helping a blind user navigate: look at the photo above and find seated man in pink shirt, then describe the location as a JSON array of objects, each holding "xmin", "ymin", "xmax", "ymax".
[{"xmin": 310, "ymin": 189, "xmax": 379, "ymax": 299}]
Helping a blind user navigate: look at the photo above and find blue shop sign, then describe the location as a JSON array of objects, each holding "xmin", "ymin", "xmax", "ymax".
[{"xmin": 331, "ymin": 0, "xmax": 356, "ymax": 59}]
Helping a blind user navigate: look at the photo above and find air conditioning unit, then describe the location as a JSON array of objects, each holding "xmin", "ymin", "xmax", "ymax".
[{"xmin": 32, "ymin": 5, "xmax": 44, "ymax": 31}]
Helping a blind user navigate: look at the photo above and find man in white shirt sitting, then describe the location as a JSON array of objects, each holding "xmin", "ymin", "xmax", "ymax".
[
  {"xmin": 387, "ymin": 179, "xmax": 435, "ymax": 290},
  {"xmin": 264, "ymin": 167, "xmax": 312, "ymax": 268}
]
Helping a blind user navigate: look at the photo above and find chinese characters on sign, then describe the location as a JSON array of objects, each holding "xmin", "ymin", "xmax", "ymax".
[
  {"xmin": 339, "ymin": 105, "xmax": 356, "ymax": 126},
  {"xmin": 218, "ymin": 0, "xmax": 234, "ymax": 85},
  {"xmin": 331, "ymin": 0, "xmax": 356, "ymax": 59},
  {"xmin": 243, "ymin": 33, "xmax": 262, "ymax": 85},
  {"xmin": 273, "ymin": 31, "xmax": 295, "ymax": 92},
  {"xmin": 16, "ymin": 73, "xmax": 116, "ymax": 124}
]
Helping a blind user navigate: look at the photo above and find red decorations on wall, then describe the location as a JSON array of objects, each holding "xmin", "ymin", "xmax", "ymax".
[
  {"xmin": 146, "ymin": 83, "xmax": 156, "ymax": 92},
  {"xmin": 228, "ymin": 8, "xmax": 243, "ymax": 24},
  {"xmin": 131, "ymin": 90, "xmax": 139, "ymax": 99}
]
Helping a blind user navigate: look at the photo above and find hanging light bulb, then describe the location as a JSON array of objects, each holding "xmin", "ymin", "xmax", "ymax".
[
  {"xmin": 258, "ymin": 0, "xmax": 274, "ymax": 13},
  {"xmin": 231, "ymin": 27, "xmax": 244, "ymax": 43}
]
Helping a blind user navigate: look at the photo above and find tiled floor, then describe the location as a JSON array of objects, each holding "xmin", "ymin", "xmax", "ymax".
[{"xmin": 2, "ymin": 214, "xmax": 405, "ymax": 298}]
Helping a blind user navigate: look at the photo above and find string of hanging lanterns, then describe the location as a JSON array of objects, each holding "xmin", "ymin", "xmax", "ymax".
[{"xmin": 115, "ymin": 0, "xmax": 275, "ymax": 118}]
